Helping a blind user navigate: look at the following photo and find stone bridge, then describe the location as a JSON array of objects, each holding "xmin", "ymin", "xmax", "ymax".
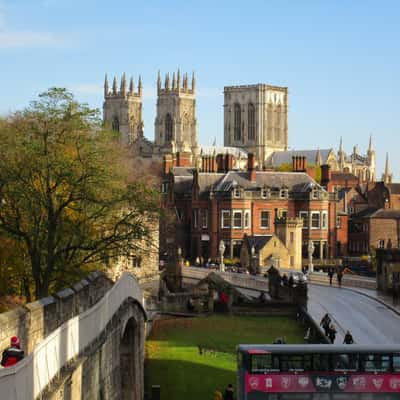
[{"xmin": 0, "ymin": 271, "xmax": 146, "ymax": 400}]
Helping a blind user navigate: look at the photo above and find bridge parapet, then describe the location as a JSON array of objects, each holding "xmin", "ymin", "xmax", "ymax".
[{"xmin": 0, "ymin": 272, "xmax": 145, "ymax": 400}]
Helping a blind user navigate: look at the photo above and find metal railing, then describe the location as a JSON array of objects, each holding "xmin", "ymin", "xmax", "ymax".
[{"xmin": 0, "ymin": 272, "xmax": 144, "ymax": 400}]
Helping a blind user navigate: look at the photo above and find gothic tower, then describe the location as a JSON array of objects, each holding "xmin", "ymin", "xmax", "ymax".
[
  {"xmin": 367, "ymin": 134, "xmax": 376, "ymax": 182},
  {"xmin": 382, "ymin": 153, "xmax": 393, "ymax": 184},
  {"xmin": 103, "ymin": 73, "xmax": 144, "ymax": 145},
  {"xmin": 154, "ymin": 70, "xmax": 198, "ymax": 155},
  {"xmin": 223, "ymin": 84, "xmax": 288, "ymax": 166}
]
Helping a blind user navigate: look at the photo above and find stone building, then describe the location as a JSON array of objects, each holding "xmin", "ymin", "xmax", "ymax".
[{"xmin": 224, "ymin": 84, "xmax": 288, "ymax": 165}]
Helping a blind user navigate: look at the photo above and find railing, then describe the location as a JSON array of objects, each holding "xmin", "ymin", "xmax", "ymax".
[
  {"xmin": 0, "ymin": 273, "xmax": 144, "ymax": 400},
  {"xmin": 309, "ymin": 271, "xmax": 376, "ymax": 290}
]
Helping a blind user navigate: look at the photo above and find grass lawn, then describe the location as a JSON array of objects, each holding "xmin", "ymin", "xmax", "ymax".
[{"xmin": 145, "ymin": 315, "xmax": 306, "ymax": 400}]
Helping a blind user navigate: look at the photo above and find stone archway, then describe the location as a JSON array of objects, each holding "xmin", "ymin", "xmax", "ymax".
[{"xmin": 120, "ymin": 316, "xmax": 141, "ymax": 399}]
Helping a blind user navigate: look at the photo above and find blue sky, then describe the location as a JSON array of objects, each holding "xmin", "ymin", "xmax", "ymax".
[{"xmin": 0, "ymin": 0, "xmax": 399, "ymax": 178}]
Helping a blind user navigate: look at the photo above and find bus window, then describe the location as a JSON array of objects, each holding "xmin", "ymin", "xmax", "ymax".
[
  {"xmin": 280, "ymin": 355, "xmax": 304, "ymax": 371},
  {"xmin": 251, "ymin": 354, "xmax": 272, "ymax": 373},
  {"xmin": 362, "ymin": 354, "xmax": 390, "ymax": 372},
  {"xmin": 332, "ymin": 353, "xmax": 358, "ymax": 371},
  {"xmin": 303, "ymin": 354, "xmax": 312, "ymax": 371},
  {"xmin": 313, "ymin": 354, "xmax": 330, "ymax": 371},
  {"xmin": 393, "ymin": 354, "xmax": 400, "ymax": 371}
]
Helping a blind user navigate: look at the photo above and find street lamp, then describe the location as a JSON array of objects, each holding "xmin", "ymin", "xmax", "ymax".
[
  {"xmin": 219, "ymin": 240, "xmax": 226, "ymax": 272},
  {"xmin": 308, "ymin": 240, "xmax": 315, "ymax": 273},
  {"xmin": 251, "ymin": 245, "xmax": 256, "ymax": 274}
]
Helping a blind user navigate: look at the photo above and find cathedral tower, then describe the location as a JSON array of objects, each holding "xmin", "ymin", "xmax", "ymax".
[
  {"xmin": 103, "ymin": 74, "xmax": 144, "ymax": 145},
  {"xmin": 223, "ymin": 84, "xmax": 288, "ymax": 165},
  {"xmin": 154, "ymin": 70, "xmax": 198, "ymax": 155}
]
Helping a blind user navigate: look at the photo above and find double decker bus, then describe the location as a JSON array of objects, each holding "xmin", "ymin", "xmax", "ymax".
[{"xmin": 237, "ymin": 345, "xmax": 400, "ymax": 399}]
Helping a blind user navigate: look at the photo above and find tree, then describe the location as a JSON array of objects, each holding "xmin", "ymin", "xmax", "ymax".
[{"xmin": 0, "ymin": 88, "xmax": 160, "ymax": 298}]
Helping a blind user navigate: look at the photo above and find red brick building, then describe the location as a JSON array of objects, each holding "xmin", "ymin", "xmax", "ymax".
[{"xmin": 161, "ymin": 154, "xmax": 347, "ymax": 264}]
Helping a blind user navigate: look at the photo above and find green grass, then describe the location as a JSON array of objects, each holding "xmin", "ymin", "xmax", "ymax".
[{"xmin": 145, "ymin": 315, "xmax": 306, "ymax": 400}]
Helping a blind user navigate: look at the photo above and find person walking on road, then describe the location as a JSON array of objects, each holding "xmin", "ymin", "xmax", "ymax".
[
  {"xmin": 328, "ymin": 268, "xmax": 334, "ymax": 286},
  {"xmin": 224, "ymin": 384, "xmax": 235, "ymax": 400},
  {"xmin": 328, "ymin": 324, "xmax": 337, "ymax": 343},
  {"xmin": 320, "ymin": 313, "xmax": 331, "ymax": 336},
  {"xmin": 337, "ymin": 269, "xmax": 343, "ymax": 288},
  {"xmin": 343, "ymin": 330, "xmax": 354, "ymax": 344}
]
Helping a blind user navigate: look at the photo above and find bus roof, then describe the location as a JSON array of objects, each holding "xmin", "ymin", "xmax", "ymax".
[{"xmin": 237, "ymin": 344, "xmax": 400, "ymax": 354}]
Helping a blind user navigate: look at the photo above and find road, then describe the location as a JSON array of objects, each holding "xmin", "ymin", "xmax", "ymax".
[{"xmin": 308, "ymin": 284, "xmax": 400, "ymax": 344}]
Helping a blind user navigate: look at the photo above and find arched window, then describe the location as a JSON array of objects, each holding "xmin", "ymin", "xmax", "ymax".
[
  {"xmin": 112, "ymin": 116, "xmax": 119, "ymax": 132},
  {"xmin": 234, "ymin": 104, "xmax": 241, "ymax": 141},
  {"xmin": 165, "ymin": 113, "xmax": 173, "ymax": 141},
  {"xmin": 248, "ymin": 103, "xmax": 255, "ymax": 140}
]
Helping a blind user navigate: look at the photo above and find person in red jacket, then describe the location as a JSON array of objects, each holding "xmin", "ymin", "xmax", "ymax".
[{"xmin": 1, "ymin": 336, "xmax": 24, "ymax": 367}]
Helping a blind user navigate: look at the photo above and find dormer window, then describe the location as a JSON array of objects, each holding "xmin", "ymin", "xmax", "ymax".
[
  {"xmin": 280, "ymin": 189, "xmax": 288, "ymax": 199},
  {"xmin": 261, "ymin": 187, "xmax": 270, "ymax": 199},
  {"xmin": 234, "ymin": 187, "xmax": 241, "ymax": 198},
  {"xmin": 312, "ymin": 189, "xmax": 319, "ymax": 199}
]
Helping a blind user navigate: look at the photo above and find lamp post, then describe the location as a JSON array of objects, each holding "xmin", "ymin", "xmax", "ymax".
[
  {"xmin": 219, "ymin": 240, "xmax": 225, "ymax": 272},
  {"xmin": 251, "ymin": 245, "xmax": 256, "ymax": 274},
  {"xmin": 308, "ymin": 240, "xmax": 315, "ymax": 273}
]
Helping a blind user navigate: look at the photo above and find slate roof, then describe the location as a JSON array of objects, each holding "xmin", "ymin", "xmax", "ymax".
[
  {"xmin": 331, "ymin": 172, "xmax": 359, "ymax": 181},
  {"xmin": 199, "ymin": 145, "xmax": 248, "ymax": 158},
  {"xmin": 388, "ymin": 184, "xmax": 400, "ymax": 195},
  {"xmin": 244, "ymin": 235, "xmax": 274, "ymax": 252},
  {"xmin": 270, "ymin": 149, "xmax": 333, "ymax": 167},
  {"xmin": 369, "ymin": 209, "xmax": 400, "ymax": 219},
  {"xmin": 174, "ymin": 177, "xmax": 193, "ymax": 194}
]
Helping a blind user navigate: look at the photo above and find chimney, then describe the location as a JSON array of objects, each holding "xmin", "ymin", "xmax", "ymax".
[
  {"xmin": 292, "ymin": 155, "xmax": 307, "ymax": 172},
  {"xmin": 321, "ymin": 164, "xmax": 331, "ymax": 188},
  {"xmin": 248, "ymin": 153, "xmax": 256, "ymax": 181},
  {"xmin": 163, "ymin": 154, "xmax": 173, "ymax": 175}
]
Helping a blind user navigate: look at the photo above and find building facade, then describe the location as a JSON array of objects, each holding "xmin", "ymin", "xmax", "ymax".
[{"xmin": 224, "ymin": 84, "xmax": 288, "ymax": 165}]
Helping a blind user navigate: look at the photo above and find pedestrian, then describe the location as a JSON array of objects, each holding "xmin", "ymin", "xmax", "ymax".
[
  {"xmin": 224, "ymin": 384, "xmax": 235, "ymax": 400},
  {"xmin": 1, "ymin": 336, "xmax": 24, "ymax": 368},
  {"xmin": 288, "ymin": 275, "xmax": 294, "ymax": 287},
  {"xmin": 213, "ymin": 388, "xmax": 223, "ymax": 400},
  {"xmin": 282, "ymin": 274, "xmax": 288, "ymax": 286},
  {"xmin": 320, "ymin": 313, "xmax": 331, "ymax": 336},
  {"xmin": 328, "ymin": 268, "xmax": 334, "ymax": 286},
  {"xmin": 337, "ymin": 269, "xmax": 343, "ymax": 288},
  {"xmin": 343, "ymin": 330, "xmax": 354, "ymax": 344},
  {"xmin": 328, "ymin": 323, "xmax": 337, "ymax": 344}
]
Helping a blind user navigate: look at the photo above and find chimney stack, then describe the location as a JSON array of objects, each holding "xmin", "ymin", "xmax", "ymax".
[
  {"xmin": 248, "ymin": 153, "xmax": 256, "ymax": 181},
  {"xmin": 321, "ymin": 164, "xmax": 332, "ymax": 188}
]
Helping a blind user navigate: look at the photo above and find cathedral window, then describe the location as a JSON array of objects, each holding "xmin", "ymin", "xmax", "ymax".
[
  {"xmin": 165, "ymin": 113, "xmax": 173, "ymax": 141},
  {"xmin": 248, "ymin": 103, "xmax": 255, "ymax": 140},
  {"xmin": 112, "ymin": 116, "xmax": 119, "ymax": 132},
  {"xmin": 234, "ymin": 104, "xmax": 241, "ymax": 141}
]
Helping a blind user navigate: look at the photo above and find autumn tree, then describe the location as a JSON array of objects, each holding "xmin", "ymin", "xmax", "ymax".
[{"xmin": 0, "ymin": 88, "xmax": 160, "ymax": 298}]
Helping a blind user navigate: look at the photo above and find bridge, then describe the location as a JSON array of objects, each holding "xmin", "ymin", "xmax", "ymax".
[{"xmin": 0, "ymin": 272, "xmax": 146, "ymax": 400}]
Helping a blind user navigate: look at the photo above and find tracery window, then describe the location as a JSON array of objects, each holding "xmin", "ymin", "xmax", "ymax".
[
  {"xmin": 248, "ymin": 103, "xmax": 255, "ymax": 140},
  {"xmin": 165, "ymin": 113, "xmax": 173, "ymax": 141},
  {"xmin": 234, "ymin": 104, "xmax": 241, "ymax": 141}
]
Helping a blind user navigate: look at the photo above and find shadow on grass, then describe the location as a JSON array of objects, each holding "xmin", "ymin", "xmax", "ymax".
[{"xmin": 145, "ymin": 358, "xmax": 236, "ymax": 400}]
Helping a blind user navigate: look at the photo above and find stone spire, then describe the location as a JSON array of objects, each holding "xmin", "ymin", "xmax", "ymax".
[
  {"xmin": 192, "ymin": 71, "xmax": 196, "ymax": 92},
  {"xmin": 104, "ymin": 74, "xmax": 109, "ymax": 97},
  {"xmin": 157, "ymin": 70, "xmax": 161, "ymax": 93},
  {"xmin": 315, "ymin": 149, "xmax": 322, "ymax": 166},
  {"xmin": 382, "ymin": 152, "xmax": 393, "ymax": 184},
  {"xmin": 339, "ymin": 137, "xmax": 344, "ymax": 154},
  {"xmin": 129, "ymin": 76, "xmax": 134, "ymax": 95},
  {"xmin": 120, "ymin": 73, "xmax": 127, "ymax": 96},
  {"xmin": 112, "ymin": 76, "xmax": 118, "ymax": 95},
  {"xmin": 165, "ymin": 73, "xmax": 170, "ymax": 90},
  {"xmin": 368, "ymin": 134, "xmax": 374, "ymax": 153},
  {"xmin": 177, "ymin": 68, "xmax": 181, "ymax": 89},
  {"xmin": 183, "ymin": 73, "xmax": 188, "ymax": 90},
  {"xmin": 138, "ymin": 75, "xmax": 143, "ymax": 96}
]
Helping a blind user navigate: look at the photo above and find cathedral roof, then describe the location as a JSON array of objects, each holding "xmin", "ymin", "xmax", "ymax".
[
  {"xmin": 199, "ymin": 145, "xmax": 248, "ymax": 158},
  {"xmin": 270, "ymin": 149, "xmax": 333, "ymax": 167}
]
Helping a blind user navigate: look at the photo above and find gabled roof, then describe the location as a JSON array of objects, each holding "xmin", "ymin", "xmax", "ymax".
[
  {"xmin": 244, "ymin": 235, "xmax": 274, "ymax": 252},
  {"xmin": 199, "ymin": 145, "xmax": 248, "ymax": 158},
  {"xmin": 270, "ymin": 149, "xmax": 334, "ymax": 167}
]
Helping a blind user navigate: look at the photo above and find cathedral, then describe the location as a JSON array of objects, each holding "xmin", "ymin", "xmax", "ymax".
[{"xmin": 103, "ymin": 72, "xmax": 378, "ymax": 182}]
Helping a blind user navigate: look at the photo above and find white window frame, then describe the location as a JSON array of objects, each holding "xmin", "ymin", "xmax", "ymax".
[
  {"xmin": 321, "ymin": 211, "xmax": 328, "ymax": 229},
  {"xmin": 201, "ymin": 209, "xmax": 208, "ymax": 229},
  {"xmin": 280, "ymin": 189, "xmax": 288, "ymax": 199},
  {"xmin": 161, "ymin": 182, "xmax": 168, "ymax": 193},
  {"xmin": 311, "ymin": 211, "xmax": 321, "ymax": 229},
  {"xmin": 221, "ymin": 210, "xmax": 230, "ymax": 229},
  {"xmin": 261, "ymin": 188, "xmax": 269, "ymax": 199},
  {"xmin": 312, "ymin": 189, "xmax": 319, "ymax": 200},
  {"xmin": 299, "ymin": 211, "xmax": 308, "ymax": 229},
  {"xmin": 233, "ymin": 210, "xmax": 243, "ymax": 229},
  {"xmin": 233, "ymin": 187, "xmax": 241, "ymax": 198},
  {"xmin": 336, "ymin": 215, "xmax": 341, "ymax": 228},
  {"xmin": 260, "ymin": 210, "xmax": 270, "ymax": 229},
  {"xmin": 244, "ymin": 210, "xmax": 251, "ymax": 229}
]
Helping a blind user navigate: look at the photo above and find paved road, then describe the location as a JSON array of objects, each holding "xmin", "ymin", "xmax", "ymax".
[{"xmin": 308, "ymin": 284, "xmax": 400, "ymax": 344}]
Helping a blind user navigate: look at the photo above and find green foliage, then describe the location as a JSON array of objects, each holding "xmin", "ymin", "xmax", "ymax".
[
  {"xmin": 275, "ymin": 163, "xmax": 292, "ymax": 172},
  {"xmin": 0, "ymin": 88, "xmax": 160, "ymax": 298},
  {"xmin": 146, "ymin": 316, "xmax": 306, "ymax": 400}
]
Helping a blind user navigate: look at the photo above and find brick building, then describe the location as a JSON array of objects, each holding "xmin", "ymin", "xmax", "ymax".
[{"xmin": 161, "ymin": 154, "xmax": 346, "ymax": 266}]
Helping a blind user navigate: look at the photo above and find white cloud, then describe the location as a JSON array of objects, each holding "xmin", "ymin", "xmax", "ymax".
[{"xmin": 0, "ymin": 30, "xmax": 62, "ymax": 49}]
